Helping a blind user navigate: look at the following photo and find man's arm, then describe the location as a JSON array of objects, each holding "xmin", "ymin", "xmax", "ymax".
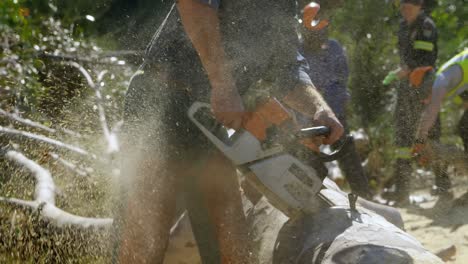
[
  {"xmin": 416, "ymin": 64, "xmax": 463, "ymax": 140},
  {"xmin": 285, "ymin": 52, "xmax": 344, "ymax": 145},
  {"xmin": 283, "ymin": 84, "xmax": 344, "ymax": 144},
  {"xmin": 178, "ymin": 0, "xmax": 343, "ymax": 144},
  {"xmin": 177, "ymin": 0, "xmax": 244, "ymax": 129}
]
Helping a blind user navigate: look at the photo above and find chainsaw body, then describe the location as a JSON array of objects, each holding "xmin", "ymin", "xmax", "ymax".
[{"xmin": 188, "ymin": 100, "xmax": 341, "ymax": 217}]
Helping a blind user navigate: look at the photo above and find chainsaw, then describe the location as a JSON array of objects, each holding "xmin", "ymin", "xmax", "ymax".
[{"xmin": 188, "ymin": 98, "xmax": 350, "ymax": 218}]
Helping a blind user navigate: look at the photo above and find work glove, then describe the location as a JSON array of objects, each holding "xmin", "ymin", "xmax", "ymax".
[
  {"xmin": 382, "ymin": 70, "xmax": 399, "ymax": 86},
  {"xmin": 409, "ymin": 66, "xmax": 433, "ymax": 88},
  {"xmin": 411, "ymin": 140, "xmax": 429, "ymax": 166}
]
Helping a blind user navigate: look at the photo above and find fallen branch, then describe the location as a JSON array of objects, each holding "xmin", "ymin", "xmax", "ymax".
[
  {"xmin": 38, "ymin": 50, "xmax": 142, "ymax": 64},
  {"xmin": 0, "ymin": 125, "xmax": 91, "ymax": 157},
  {"xmin": 0, "ymin": 197, "xmax": 112, "ymax": 228},
  {"xmin": 6, "ymin": 151, "xmax": 55, "ymax": 204},
  {"xmin": 49, "ymin": 152, "xmax": 90, "ymax": 177},
  {"xmin": 66, "ymin": 62, "xmax": 119, "ymax": 154},
  {"xmin": 0, "ymin": 109, "xmax": 54, "ymax": 133},
  {"xmin": 0, "ymin": 108, "xmax": 82, "ymax": 138},
  {"xmin": 0, "ymin": 150, "xmax": 112, "ymax": 228}
]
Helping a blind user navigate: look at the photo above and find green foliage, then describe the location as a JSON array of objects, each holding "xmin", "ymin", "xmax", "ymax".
[
  {"xmin": 331, "ymin": 0, "xmax": 466, "ymax": 129},
  {"xmin": 332, "ymin": 0, "xmax": 398, "ymax": 127},
  {"xmin": 329, "ymin": 0, "xmax": 466, "ymax": 184},
  {"xmin": 432, "ymin": 0, "xmax": 468, "ymax": 61},
  {"xmin": 0, "ymin": 1, "xmax": 132, "ymax": 261}
]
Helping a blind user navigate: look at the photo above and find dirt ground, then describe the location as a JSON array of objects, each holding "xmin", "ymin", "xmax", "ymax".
[{"xmin": 398, "ymin": 183, "xmax": 468, "ymax": 264}]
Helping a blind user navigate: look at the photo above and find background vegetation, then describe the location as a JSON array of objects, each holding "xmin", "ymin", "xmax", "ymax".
[{"xmin": 0, "ymin": 0, "xmax": 466, "ymax": 262}]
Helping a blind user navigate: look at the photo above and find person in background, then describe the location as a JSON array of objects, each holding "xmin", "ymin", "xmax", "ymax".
[
  {"xmin": 415, "ymin": 49, "xmax": 468, "ymax": 151},
  {"xmin": 412, "ymin": 49, "xmax": 468, "ymax": 204},
  {"xmin": 383, "ymin": 0, "xmax": 448, "ymax": 205},
  {"xmin": 298, "ymin": 12, "xmax": 371, "ymax": 199}
]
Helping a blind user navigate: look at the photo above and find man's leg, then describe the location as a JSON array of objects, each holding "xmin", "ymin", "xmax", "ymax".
[
  {"xmin": 118, "ymin": 156, "xmax": 178, "ymax": 263},
  {"xmin": 429, "ymin": 116, "xmax": 452, "ymax": 196},
  {"xmin": 392, "ymin": 82, "xmax": 414, "ymax": 203},
  {"xmin": 194, "ymin": 151, "xmax": 252, "ymax": 263},
  {"xmin": 182, "ymin": 154, "xmax": 222, "ymax": 263},
  {"xmin": 116, "ymin": 67, "xmax": 180, "ymax": 263},
  {"xmin": 458, "ymin": 109, "xmax": 468, "ymax": 153}
]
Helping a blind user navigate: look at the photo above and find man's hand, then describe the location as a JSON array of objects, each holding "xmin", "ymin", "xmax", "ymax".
[
  {"xmin": 411, "ymin": 141, "xmax": 431, "ymax": 166},
  {"xmin": 314, "ymin": 109, "xmax": 344, "ymax": 145},
  {"xmin": 211, "ymin": 84, "xmax": 245, "ymax": 130},
  {"xmin": 283, "ymin": 84, "xmax": 344, "ymax": 145},
  {"xmin": 397, "ymin": 66, "xmax": 410, "ymax": 80},
  {"xmin": 177, "ymin": 0, "xmax": 245, "ymax": 130}
]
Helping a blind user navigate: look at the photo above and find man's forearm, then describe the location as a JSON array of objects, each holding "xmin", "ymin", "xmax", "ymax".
[
  {"xmin": 283, "ymin": 84, "xmax": 334, "ymax": 118},
  {"xmin": 283, "ymin": 84, "xmax": 344, "ymax": 144},
  {"xmin": 176, "ymin": 0, "xmax": 233, "ymax": 89},
  {"xmin": 416, "ymin": 65, "xmax": 463, "ymax": 140}
]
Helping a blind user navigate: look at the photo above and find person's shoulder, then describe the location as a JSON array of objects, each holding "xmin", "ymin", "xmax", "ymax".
[
  {"xmin": 420, "ymin": 14, "xmax": 436, "ymax": 31},
  {"xmin": 328, "ymin": 39, "xmax": 342, "ymax": 47},
  {"xmin": 419, "ymin": 15, "xmax": 436, "ymax": 39},
  {"xmin": 399, "ymin": 18, "xmax": 406, "ymax": 28},
  {"xmin": 328, "ymin": 39, "xmax": 344, "ymax": 53}
]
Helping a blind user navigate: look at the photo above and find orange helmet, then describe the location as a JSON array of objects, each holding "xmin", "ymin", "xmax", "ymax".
[{"xmin": 302, "ymin": 2, "xmax": 329, "ymax": 31}]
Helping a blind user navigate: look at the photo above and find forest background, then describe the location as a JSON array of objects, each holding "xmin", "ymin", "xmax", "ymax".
[{"xmin": 0, "ymin": 0, "xmax": 466, "ymax": 262}]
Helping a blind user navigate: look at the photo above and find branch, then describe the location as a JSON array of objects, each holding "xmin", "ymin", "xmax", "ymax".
[
  {"xmin": 0, "ymin": 125, "xmax": 91, "ymax": 157},
  {"xmin": 38, "ymin": 51, "xmax": 142, "ymax": 64},
  {"xmin": 0, "ymin": 198, "xmax": 112, "ymax": 228},
  {"xmin": 49, "ymin": 152, "xmax": 90, "ymax": 177},
  {"xmin": 6, "ymin": 151, "xmax": 55, "ymax": 203},
  {"xmin": 66, "ymin": 62, "xmax": 119, "ymax": 154},
  {"xmin": 0, "ymin": 108, "xmax": 54, "ymax": 133},
  {"xmin": 0, "ymin": 108, "xmax": 82, "ymax": 138},
  {"xmin": 0, "ymin": 150, "xmax": 112, "ymax": 228}
]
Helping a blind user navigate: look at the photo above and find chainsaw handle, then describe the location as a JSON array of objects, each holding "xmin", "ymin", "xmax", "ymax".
[
  {"xmin": 318, "ymin": 136, "xmax": 352, "ymax": 162},
  {"xmin": 297, "ymin": 126, "xmax": 331, "ymax": 139},
  {"xmin": 297, "ymin": 126, "xmax": 351, "ymax": 163}
]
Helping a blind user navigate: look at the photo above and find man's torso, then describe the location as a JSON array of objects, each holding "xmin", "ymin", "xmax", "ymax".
[
  {"xmin": 301, "ymin": 39, "xmax": 350, "ymax": 116},
  {"xmin": 145, "ymin": 0, "xmax": 303, "ymax": 100},
  {"xmin": 398, "ymin": 12, "xmax": 438, "ymax": 70}
]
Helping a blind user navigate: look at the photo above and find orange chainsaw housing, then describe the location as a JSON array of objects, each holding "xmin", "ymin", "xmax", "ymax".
[
  {"xmin": 242, "ymin": 99, "xmax": 321, "ymax": 152},
  {"xmin": 242, "ymin": 99, "xmax": 290, "ymax": 141}
]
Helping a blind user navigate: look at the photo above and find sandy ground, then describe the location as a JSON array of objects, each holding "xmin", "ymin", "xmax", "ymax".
[{"xmin": 398, "ymin": 184, "xmax": 468, "ymax": 264}]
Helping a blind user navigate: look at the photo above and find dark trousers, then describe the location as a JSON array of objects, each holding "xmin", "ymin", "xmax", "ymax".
[
  {"xmin": 458, "ymin": 109, "xmax": 468, "ymax": 153},
  {"xmin": 334, "ymin": 115, "xmax": 371, "ymax": 199},
  {"xmin": 393, "ymin": 78, "xmax": 450, "ymax": 198}
]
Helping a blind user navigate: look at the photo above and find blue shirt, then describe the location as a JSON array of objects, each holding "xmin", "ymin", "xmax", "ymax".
[{"xmin": 300, "ymin": 39, "xmax": 350, "ymax": 117}]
